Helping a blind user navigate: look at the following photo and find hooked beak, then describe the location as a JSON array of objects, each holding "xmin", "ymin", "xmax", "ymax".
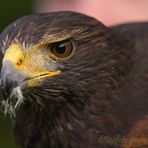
[
  {"xmin": 0, "ymin": 61, "xmax": 61, "ymax": 100},
  {"xmin": 0, "ymin": 61, "xmax": 25, "ymax": 100}
]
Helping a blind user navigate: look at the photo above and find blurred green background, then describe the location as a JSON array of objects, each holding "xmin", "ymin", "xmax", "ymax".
[{"xmin": 0, "ymin": 0, "xmax": 32, "ymax": 147}]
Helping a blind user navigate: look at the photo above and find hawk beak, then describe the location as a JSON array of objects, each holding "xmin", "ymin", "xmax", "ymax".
[
  {"xmin": 0, "ymin": 60, "xmax": 61, "ymax": 100},
  {"xmin": 0, "ymin": 61, "xmax": 25, "ymax": 100}
]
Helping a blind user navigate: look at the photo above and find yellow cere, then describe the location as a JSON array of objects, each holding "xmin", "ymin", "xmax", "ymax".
[{"xmin": 3, "ymin": 44, "xmax": 24, "ymax": 71}]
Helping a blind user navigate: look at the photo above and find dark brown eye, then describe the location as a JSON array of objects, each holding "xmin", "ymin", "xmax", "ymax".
[{"xmin": 50, "ymin": 40, "xmax": 74, "ymax": 59}]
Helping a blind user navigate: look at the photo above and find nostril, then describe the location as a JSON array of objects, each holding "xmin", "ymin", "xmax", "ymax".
[{"xmin": 17, "ymin": 59, "xmax": 23, "ymax": 66}]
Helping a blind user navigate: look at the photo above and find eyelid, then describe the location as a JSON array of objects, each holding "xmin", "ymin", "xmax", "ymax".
[
  {"xmin": 47, "ymin": 38, "xmax": 71, "ymax": 46},
  {"xmin": 46, "ymin": 38, "xmax": 73, "ymax": 49},
  {"xmin": 31, "ymin": 36, "xmax": 72, "ymax": 52},
  {"xmin": 42, "ymin": 36, "xmax": 72, "ymax": 45}
]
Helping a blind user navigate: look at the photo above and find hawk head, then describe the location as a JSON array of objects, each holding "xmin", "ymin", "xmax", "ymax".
[{"xmin": 0, "ymin": 12, "xmax": 129, "ymax": 116}]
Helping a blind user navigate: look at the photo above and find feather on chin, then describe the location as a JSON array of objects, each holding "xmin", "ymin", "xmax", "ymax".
[{"xmin": 2, "ymin": 86, "xmax": 24, "ymax": 117}]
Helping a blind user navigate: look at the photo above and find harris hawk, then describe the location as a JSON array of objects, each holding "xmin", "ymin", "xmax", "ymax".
[{"xmin": 0, "ymin": 11, "xmax": 148, "ymax": 148}]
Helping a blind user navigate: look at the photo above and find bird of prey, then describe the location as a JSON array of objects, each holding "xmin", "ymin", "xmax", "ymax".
[{"xmin": 0, "ymin": 11, "xmax": 148, "ymax": 148}]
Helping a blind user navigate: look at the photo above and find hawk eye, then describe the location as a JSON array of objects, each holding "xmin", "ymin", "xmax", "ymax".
[{"xmin": 50, "ymin": 40, "xmax": 74, "ymax": 59}]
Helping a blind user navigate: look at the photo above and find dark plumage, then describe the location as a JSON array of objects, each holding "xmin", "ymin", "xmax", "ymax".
[{"xmin": 0, "ymin": 11, "xmax": 148, "ymax": 148}]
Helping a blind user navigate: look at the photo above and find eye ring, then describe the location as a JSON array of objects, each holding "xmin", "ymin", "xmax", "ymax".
[{"xmin": 49, "ymin": 39, "xmax": 75, "ymax": 60}]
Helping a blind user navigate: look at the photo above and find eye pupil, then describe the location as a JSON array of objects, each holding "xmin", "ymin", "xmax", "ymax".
[{"xmin": 55, "ymin": 43, "xmax": 66, "ymax": 54}]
